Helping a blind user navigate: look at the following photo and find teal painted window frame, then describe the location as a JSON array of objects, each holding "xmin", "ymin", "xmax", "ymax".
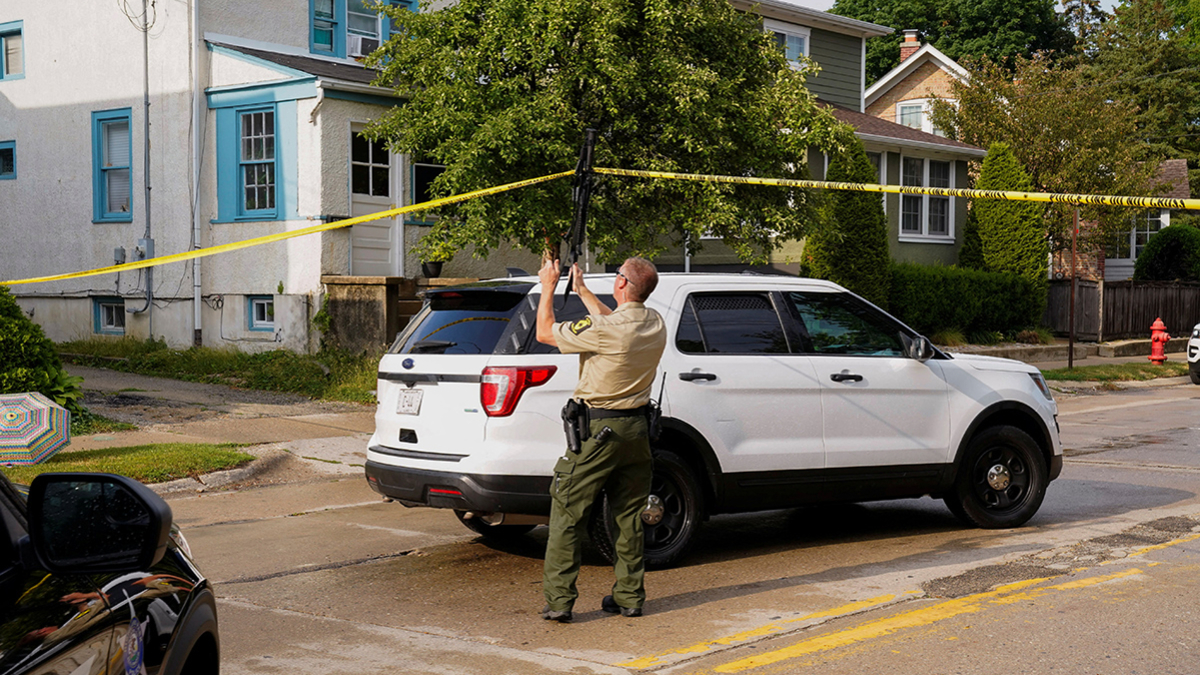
[
  {"xmin": 93, "ymin": 297, "xmax": 126, "ymax": 335},
  {"xmin": 311, "ymin": 0, "xmax": 345, "ymax": 56},
  {"xmin": 237, "ymin": 107, "xmax": 278, "ymax": 219},
  {"xmin": 247, "ymin": 295, "xmax": 275, "ymax": 332},
  {"xmin": 213, "ymin": 96, "xmax": 299, "ymax": 224},
  {"xmin": 92, "ymin": 108, "xmax": 134, "ymax": 223},
  {"xmin": 0, "ymin": 140, "xmax": 14, "ymax": 180},
  {"xmin": 0, "ymin": 20, "xmax": 24, "ymax": 81}
]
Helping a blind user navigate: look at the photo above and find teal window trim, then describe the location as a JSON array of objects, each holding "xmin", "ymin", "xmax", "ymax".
[
  {"xmin": 0, "ymin": 140, "xmax": 14, "ymax": 180},
  {"xmin": 214, "ymin": 100, "xmax": 298, "ymax": 223},
  {"xmin": 0, "ymin": 20, "xmax": 24, "ymax": 81},
  {"xmin": 206, "ymin": 78, "xmax": 317, "ymax": 109},
  {"xmin": 247, "ymin": 295, "xmax": 275, "ymax": 331},
  {"xmin": 236, "ymin": 106, "xmax": 278, "ymax": 220},
  {"xmin": 311, "ymin": 0, "xmax": 346, "ymax": 57},
  {"xmin": 92, "ymin": 108, "xmax": 133, "ymax": 223},
  {"xmin": 383, "ymin": 0, "xmax": 416, "ymax": 39},
  {"xmin": 92, "ymin": 296, "xmax": 126, "ymax": 335}
]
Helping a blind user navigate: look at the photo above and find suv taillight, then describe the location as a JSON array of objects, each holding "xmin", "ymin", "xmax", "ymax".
[{"xmin": 481, "ymin": 366, "xmax": 557, "ymax": 417}]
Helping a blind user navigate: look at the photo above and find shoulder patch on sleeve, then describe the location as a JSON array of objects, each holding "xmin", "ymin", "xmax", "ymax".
[{"xmin": 569, "ymin": 316, "xmax": 594, "ymax": 335}]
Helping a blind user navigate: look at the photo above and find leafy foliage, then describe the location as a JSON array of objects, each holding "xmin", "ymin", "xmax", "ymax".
[
  {"xmin": 975, "ymin": 142, "xmax": 1049, "ymax": 290},
  {"xmin": 803, "ymin": 140, "xmax": 890, "ymax": 305},
  {"xmin": 1132, "ymin": 223, "xmax": 1200, "ymax": 280},
  {"xmin": 957, "ymin": 207, "xmax": 985, "ymax": 270},
  {"xmin": 367, "ymin": 0, "xmax": 850, "ymax": 264},
  {"xmin": 888, "ymin": 263, "xmax": 1044, "ymax": 335},
  {"xmin": 929, "ymin": 55, "xmax": 1160, "ymax": 252},
  {"xmin": 0, "ymin": 286, "xmax": 85, "ymax": 418},
  {"xmin": 829, "ymin": 0, "xmax": 1074, "ymax": 84}
]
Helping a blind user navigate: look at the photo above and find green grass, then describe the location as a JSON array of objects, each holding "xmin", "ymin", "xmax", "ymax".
[
  {"xmin": 1041, "ymin": 361, "xmax": 1189, "ymax": 382},
  {"xmin": 59, "ymin": 338, "xmax": 379, "ymax": 404},
  {"xmin": 0, "ymin": 443, "xmax": 256, "ymax": 485},
  {"xmin": 71, "ymin": 413, "xmax": 136, "ymax": 436}
]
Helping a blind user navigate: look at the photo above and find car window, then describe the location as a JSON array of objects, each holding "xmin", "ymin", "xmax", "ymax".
[
  {"xmin": 677, "ymin": 293, "xmax": 790, "ymax": 354},
  {"xmin": 518, "ymin": 294, "xmax": 616, "ymax": 354},
  {"xmin": 390, "ymin": 291, "xmax": 527, "ymax": 355},
  {"xmin": 788, "ymin": 291, "xmax": 906, "ymax": 356}
]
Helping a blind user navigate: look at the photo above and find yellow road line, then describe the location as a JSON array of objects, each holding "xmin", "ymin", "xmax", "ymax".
[
  {"xmin": 1128, "ymin": 532, "xmax": 1200, "ymax": 558},
  {"xmin": 713, "ymin": 570, "xmax": 1142, "ymax": 673},
  {"xmin": 1, "ymin": 170, "xmax": 575, "ymax": 287},
  {"xmin": 617, "ymin": 594, "xmax": 903, "ymax": 669},
  {"xmin": 594, "ymin": 167, "xmax": 1200, "ymax": 211}
]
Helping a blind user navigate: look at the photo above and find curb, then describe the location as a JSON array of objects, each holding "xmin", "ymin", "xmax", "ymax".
[
  {"xmin": 1046, "ymin": 375, "xmax": 1192, "ymax": 392},
  {"xmin": 150, "ymin": 449, "xmax": 289, "ymax": 496}
]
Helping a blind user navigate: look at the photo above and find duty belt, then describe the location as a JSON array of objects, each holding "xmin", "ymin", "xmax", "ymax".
[{"xmin": 585, "ymin": 405, "xmax": 650, "ymax": 420}]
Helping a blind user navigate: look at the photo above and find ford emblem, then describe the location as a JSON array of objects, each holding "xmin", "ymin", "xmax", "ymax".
[{"xmin": 402, "ymin": 358, "xmax": 415, "ymax": 370}]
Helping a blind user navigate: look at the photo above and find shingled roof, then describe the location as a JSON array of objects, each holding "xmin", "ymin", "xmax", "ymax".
[
  {"xmin": 209, "ymin": 40, "xmax": 382, "ymax": 86},
  {"xmin": 820, "ymin": 100, "xmax": 985, "ymax": 157}
]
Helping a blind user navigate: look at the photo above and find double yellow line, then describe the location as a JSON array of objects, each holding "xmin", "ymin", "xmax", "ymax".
[{"xmin": 6, "ymin": 165, "xmax": 1196, "ymax": 287}]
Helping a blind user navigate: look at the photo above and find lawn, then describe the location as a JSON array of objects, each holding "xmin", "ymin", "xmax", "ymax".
[
  {"xmin": 1041, "ymin": 361, "xmax": 1189, "ymax": 382},
  {"xmin": 1, "ymin": 443, "xmax": 256, "ymax": 485}
]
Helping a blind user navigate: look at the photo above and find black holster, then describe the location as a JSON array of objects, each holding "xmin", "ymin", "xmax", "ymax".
[
  {"xmin": 561, "ymin": 399, "xmax": 589, "ymax": 454},
  {"xmin": 646, "ymin": 399, "xmax": 663, "ymax": 442}
]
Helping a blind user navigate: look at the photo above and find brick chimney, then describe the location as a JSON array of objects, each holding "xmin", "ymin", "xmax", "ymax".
[{"xmin": 899, "ymin": 29, "xmax": 921, "ymax": 63}]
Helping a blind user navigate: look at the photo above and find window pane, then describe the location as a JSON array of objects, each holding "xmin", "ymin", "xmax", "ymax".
[
  {"xmin": 901, "ymin": 195, "xmax": 922, "ymax": 232},
  {"xmin": 866, "ymin": 152, "xmax": 881, "ymax": 183},
  {"xmin": 314, "ymin": 23, "xmax": 334, "ymax": 49},
  {"xmin": 690, "ymin": 294, "xmax": 788, "ymax": 354},
  {"xmin": 0, "ymin": 148, "xmax": 13, "ymax": 175},
  {"xmin": 675, "ymin": 301, "xmax": 705, "ymax": 353},
  {"xmin": 315, "ymin": 0, "xmax": 335, "ymax": 19},
  {"xmin": 789, "ymin": 292, "xmax": 904, "ymax": 356},
  {"xmin": 103, "ymin": 121, "xmax": 130, "ymax": 168},
  {"xmin": 372, "ymin": 167, "xmax": 389, "ymax": 197},
  {"xmin": 413, "ymin": 163, "xmax": 446, "ymax": 203},
  {"xmin": 902, "ymin": 157, "xmax": 923, "ymax": 186},
  {"xmin": 371, "ymin": 139, "xmax": 388, "ymax": 162},
  {"xmin": 899, "ymin": 105, "xmax": 923, "ymax": 129},
  {"xmin": 352, "ymin": 165, "xmax": 370, "ymax": 195},
  {"xmin": 4, "ymin": 33, "xmax": 22, "ymax": 76},
  {"xmin": 929, "ymin": 160, "xmax": 950, "ymax": 188},
  {"xmin": 106, "ymin": 168, "xmax": 131, "ymax": 213},
  {"xmin": 352, "ymin": 135, "xmax": 370, "ymax": 163},
  {"xmin": 348, "ymin": 13, "xmax": 380, "ymax": 37},
  {"xmin": 929, "ymin": 197, "xmax": 949, "ymax": 235}
]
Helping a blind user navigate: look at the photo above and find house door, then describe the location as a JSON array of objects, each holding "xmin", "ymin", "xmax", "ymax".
[{"xmin": 349, "ymin": 127, "xmax": 401, "ymax": 276}]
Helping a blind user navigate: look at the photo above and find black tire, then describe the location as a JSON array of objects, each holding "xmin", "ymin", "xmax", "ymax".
[
  {"xmin": 1189, "ymin": 362, "xmax": 1200, "ymax": 385},
  {"xmin": 590, "ymin": 449, "xmax": 704, "ymax": 569},
  {"xmin": 454, "ymin": 510, "xmax": 536, "ymax": 541},
  {"xmin": 945, "ymin": 425, "xmax": 1048, "ymax": 529}
]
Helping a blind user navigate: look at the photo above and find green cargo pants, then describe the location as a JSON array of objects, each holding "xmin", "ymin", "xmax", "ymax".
[{"xmin": 543, "ymin": 414, "xmax": 652, "ymax": 613}]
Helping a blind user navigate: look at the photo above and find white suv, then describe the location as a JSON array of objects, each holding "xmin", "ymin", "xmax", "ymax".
[
  {"xmin": 1188, "ymin": 323, "xmax": 1200, "ymax": 384},
  {"xmin": 365, "ymin": 274, "xmax": 1063, "ymax": 567}
]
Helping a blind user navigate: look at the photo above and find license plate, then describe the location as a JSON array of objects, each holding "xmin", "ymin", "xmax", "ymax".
[{"xmin": 397, "ymin": 388, "xmax": 423, "ymax": 415}]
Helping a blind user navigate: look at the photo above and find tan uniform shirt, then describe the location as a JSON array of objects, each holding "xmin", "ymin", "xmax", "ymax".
[{"xmin": 552, "ymin": 301, "xmax": 667, "ymax": 410}]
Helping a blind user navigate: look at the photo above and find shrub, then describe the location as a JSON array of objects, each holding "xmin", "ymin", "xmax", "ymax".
[
  {"xmin": 888, "ymin": 263, "xmax": 1043, "ymax": 336},
  {"xmin": 0, "ymin": 286, "xmax": 85, "ymax": 418},
  {"xmin": 802, "ymin": 138, "xmax": 890, "ymax": 305},
  {"xmin": 975, "ymin": 142, "xmax": 1048, "ymax": 288},
  {"xmin": 1132, "ymin": 223, "xmax": 1200, "ymax": 281}
]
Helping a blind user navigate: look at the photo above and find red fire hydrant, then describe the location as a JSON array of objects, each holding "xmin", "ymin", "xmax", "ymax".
[{"xmin": 1149, "ymin": 318, "xmax": 1171, "ymax": 365}]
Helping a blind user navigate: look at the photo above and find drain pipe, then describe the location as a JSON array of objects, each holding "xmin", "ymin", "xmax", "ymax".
[
  {"xmin": 128, "ymin": 0, "xmax": 154, "ymax": 338},
  {"xmin": 190, "ymin": 0, "xmax": 203, "ymax": 346}
]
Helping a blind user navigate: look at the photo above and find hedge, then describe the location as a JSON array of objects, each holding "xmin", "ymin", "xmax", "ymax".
[
  {"xmin": 888, "ymin": 262, "xmax": 1044, "ymax": 335},
  {"xmin": 1132, "ymin": 223, "xmax": 1200, "ymax": 281}
]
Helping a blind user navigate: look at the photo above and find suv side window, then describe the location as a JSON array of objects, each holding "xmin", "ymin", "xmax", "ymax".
[
  {"xmin": 677, "ymin": 293, "xmax": 791, "ymax": 354},
  {"xmin": 787, "ymin": 291, "xmax": 906, "ymax": 356},
  {"xmin": 515, "ymin": 294, "xmax": 617, "ymax": 354}
]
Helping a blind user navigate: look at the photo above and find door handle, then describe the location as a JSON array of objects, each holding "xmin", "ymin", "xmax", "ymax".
[
  {"xmin": 830, "ymin": 372, "xmax": 863, "ymax": 383},
  {"xmin": 679, "ymin": 371, "xmax": 717, "ymax": 382}
]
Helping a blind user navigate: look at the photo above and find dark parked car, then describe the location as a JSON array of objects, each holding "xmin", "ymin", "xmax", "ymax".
[{"xmin": 0, "ymin": 472, "xmax": 219, "ymax": 674}]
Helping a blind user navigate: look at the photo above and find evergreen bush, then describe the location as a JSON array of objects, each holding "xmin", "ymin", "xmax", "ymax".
[
  {"xmin": 1132, "ymin": 223, "xmax": 1200, "ymax": 281},
  {"xmin": 974, "ymin": 142, "xmax": 1048, "ymax": 316},
  {"xmin": 888, "ymin": 263, "xmax": 1042, "ymax": 336},
  {"xmin": 801, "ymin": 139, "xmax": 890, "ymax": 305},
  {"xmin": 0, "ymin": 286, "xmax": 85, "ymax": 418}
]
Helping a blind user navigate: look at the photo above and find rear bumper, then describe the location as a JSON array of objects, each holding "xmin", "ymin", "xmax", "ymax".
[{"xmin": 364, "ymin": 459, "xmax": 551, "ymax": 514}]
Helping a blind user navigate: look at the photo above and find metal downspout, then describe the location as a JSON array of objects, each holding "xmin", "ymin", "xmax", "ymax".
[{"xmin": 191, "ymin": 0, "xmax": 203, "ymax": 346}]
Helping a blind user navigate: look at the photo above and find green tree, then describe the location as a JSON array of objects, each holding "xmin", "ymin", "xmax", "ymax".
[
  {"xmin": 1085, "ymin": 0, "xmax": 1200, "ymax": 193},
  {"xmin": 957, "ymin": 207, "xmax": 985, "ymax": 270},
  {"xmin": 804, "ymin": 140, "xmax": 890, "ymax": 305},
  {"xmin": 928, "ymin": 54, "xmax": 1160, "ymax": 252},
  {"xmin": 1132, "ymin": 222, "xmax": 1200, "ymax": 280},
  {"xmin": 367, "ymin": 0, "xmax": 849, "ymax": 264},
  {"xmin": 974, "ymin": 143, "xmax": 1048, "ymax": 289},
  {"xmin": 830, "ymin": 0, "xmax": 1074, "ymax": 84},
  {"xmin": 0, "ymin": 286, "xmax": 84, "ymax": 418},
  {"xmin": 1060, "ymin": 0, "xmax": 1109, "ymax": 44}
]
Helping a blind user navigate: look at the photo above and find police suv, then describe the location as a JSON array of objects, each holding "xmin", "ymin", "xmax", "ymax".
[
  {"xmin": 365, "ymin": 273, "xmax": 1063, "ymax": 567},
  {"xmin": 1188, "ymin": 322, "xmax": 1200, "ymax": 384}
]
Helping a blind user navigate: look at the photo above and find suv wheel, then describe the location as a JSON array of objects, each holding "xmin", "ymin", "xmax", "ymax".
[
  {"xmin": 1189, "ymin": 362, "xmax": 1200, "ymax": 385},
  {"xmin": 590, "ymin": 449, "xmax": 704, "ymax": 569},
  {"xmin": 454, "ymin": 510, "xmax": 536, "ymax": 541},
  {"xmin": 945, "ymin": 425, "xmax": 1047, "ymax": 529}
]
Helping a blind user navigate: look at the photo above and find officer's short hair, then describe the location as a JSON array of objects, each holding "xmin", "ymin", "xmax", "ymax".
[{"xmin": 622, "ymin": 258, "xmax": 658, "ymax": 302}]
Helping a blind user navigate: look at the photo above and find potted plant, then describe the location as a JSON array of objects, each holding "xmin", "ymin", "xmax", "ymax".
[{"xmin": 418, "ymin": 239, "xmax": 456, "ymax": 279}]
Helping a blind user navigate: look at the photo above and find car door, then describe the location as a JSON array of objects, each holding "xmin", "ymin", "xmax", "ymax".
[
  {"xmin": 664, "ymin": 287, "xmax": 825, "ymax": 474},
  {"xmin": 786, "ymin": 290, "xmax": 951, "ymax": 468}
]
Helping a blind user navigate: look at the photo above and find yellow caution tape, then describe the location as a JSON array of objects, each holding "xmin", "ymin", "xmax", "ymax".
[
  {"xmin": 1, "ymin": 170, "xmax": 575, "ymax": 287},
  {"xmin": 594, "ymin": 167, "xmax": 1200, "ymax": 211}
]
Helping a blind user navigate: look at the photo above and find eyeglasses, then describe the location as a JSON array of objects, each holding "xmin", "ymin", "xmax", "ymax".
[{"xmin": 616, "ymin": 271, "xmax": 635, "ymax": 287}]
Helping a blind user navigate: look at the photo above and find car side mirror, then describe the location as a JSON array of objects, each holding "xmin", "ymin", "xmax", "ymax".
[
  {"xmin": 25, "ymin": 473, "xmax": 172, "ymax": 574},
  {"xmin": 902, "ymin": 334, "xmax": 934, "ymax": 363}
]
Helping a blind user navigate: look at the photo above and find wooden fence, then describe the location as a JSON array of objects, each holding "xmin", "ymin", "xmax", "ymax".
[{"xmin": 1044, "ymin": 279, "xmax": 1200, "ymax": 341}]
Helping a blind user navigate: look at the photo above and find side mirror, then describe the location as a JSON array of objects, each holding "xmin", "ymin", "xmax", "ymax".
[
  {"xmin": 902, "ymin": 334, "xmax": 934, "ymax": 363},
  {"xmin": 26, "ymin": 473, "xmax": 172, "ymax": 574}
]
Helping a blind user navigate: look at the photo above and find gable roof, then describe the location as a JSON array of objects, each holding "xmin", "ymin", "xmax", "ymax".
[
  {"xmin": 821, "ymin": 100, "xmax": 986, "ymax": 158},
  {"xmin": 864, "ymin": 43, "xmax": 968, "ymax": 109},
  {"xmin": 206, "ymin": 36, "xmax": 384, "ymax": 87},
  {"xmin": 730, "ymin": 0, "xmax": 892, "ymax": 38}
]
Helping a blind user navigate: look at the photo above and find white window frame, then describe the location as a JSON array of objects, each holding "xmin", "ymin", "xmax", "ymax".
[
  {"xmin": 895, "ymin": 98, "xmax": 946, "ymax": 137},
  {"xmin": 1111, "ymin": 209, "xmax": 1170, "ymax": 262},
  {"xmin": 898, "ymin": 155, "xmax": 955, "ymax": 244},
  {"xmin": 763, "ymin": 19, "xmax": 810, "ymax": 69}
]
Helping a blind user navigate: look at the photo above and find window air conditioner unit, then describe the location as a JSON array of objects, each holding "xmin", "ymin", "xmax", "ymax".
[{"xmin": 348, "ymin": 35, "xmax": 380, "ymax": 57}]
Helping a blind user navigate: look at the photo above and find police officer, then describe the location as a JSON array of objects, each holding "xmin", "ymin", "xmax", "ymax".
[{"xmin": 535, "ymin": 256, "xmax": 667, "ymax": 623}]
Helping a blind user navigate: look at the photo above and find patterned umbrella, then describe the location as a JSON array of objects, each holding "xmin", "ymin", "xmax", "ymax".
[{"xmin": 0, "ymin": 392, "xmax": 71, "ymax": 465}]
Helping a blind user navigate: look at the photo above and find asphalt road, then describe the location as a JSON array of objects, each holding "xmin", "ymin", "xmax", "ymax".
[{"xmin": 69, "ymin": 365, "xmax": 1200, "ymax": 673}]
